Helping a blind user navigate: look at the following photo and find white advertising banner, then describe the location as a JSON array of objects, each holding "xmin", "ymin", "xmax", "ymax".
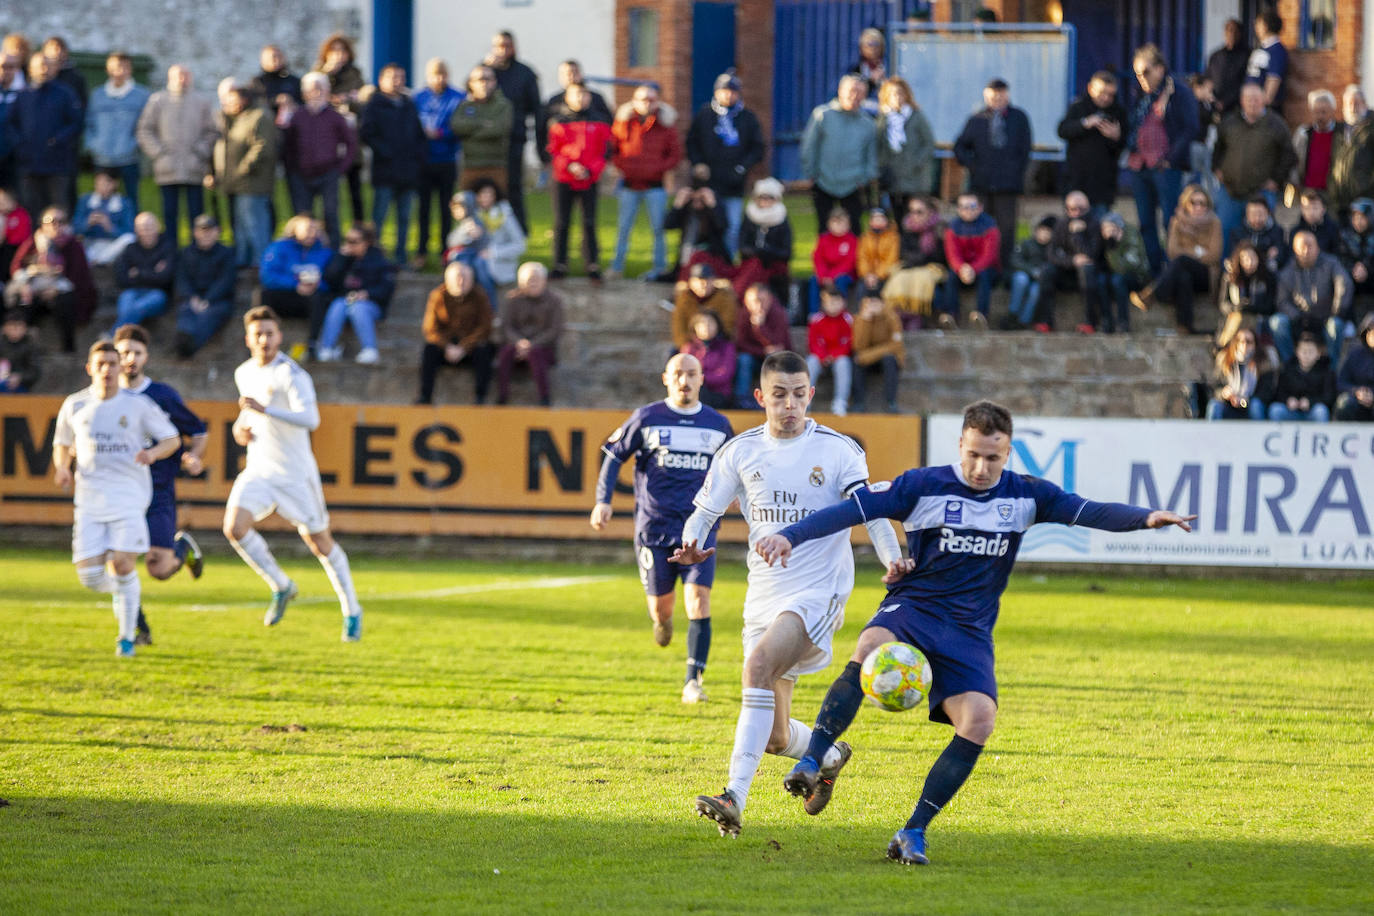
[{"xmin": 925, "ymin": 416, "xmax": 1374, "ymax": 569}]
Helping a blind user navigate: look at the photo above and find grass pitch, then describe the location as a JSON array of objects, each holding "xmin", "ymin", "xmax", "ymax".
[{"xmin": 1, "ymin": 546, "xmax": 1371, "ymax": 914}]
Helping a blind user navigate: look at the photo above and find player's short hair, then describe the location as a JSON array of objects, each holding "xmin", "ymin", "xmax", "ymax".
[
  {"xmin": 113, "ymin": 324, "xmax": 150, "ymax": 346},
  {"xmin": 87, "ymin": 340, "xmax": 118, "ymax": 362},
  {"xmin": 962, "ymin": 400, "xmax": 1013, "ymax": 437},
  {"xmin": 243, "ymin": 306, "xmax": 281, "ymax": 330},
  {"xmin": 760, "ymin": 350, "xmax": 809, "ymax": 381}
]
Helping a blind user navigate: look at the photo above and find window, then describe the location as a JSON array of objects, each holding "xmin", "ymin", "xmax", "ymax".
[
  {"xmin": 629, "ymin": 7, "xmax": 660, "ymax": 67},
  {"xmin": 1300, "ymin": 0, "xmax": 1336, "ymax": 50}
]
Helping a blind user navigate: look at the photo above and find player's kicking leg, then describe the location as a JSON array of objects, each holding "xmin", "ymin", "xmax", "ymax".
[
  {"xmin": 300, "ymin": 528, "xmax": 363, "ymax": 642},
  {"xmin": 223, "ymin": 506, "xmax": 298, "ymax": 626}
]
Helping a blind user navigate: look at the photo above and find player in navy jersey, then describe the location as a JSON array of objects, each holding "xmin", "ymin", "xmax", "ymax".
[
  {"xmin": 755, "ymin": 400, "xmax": 1195, "ymax": 865},
  {"xmin": 591, "ymin": 353, "xmax": 734, "ymax": 702},
  {"xmin": 114, "ymin": 325, "xmax": 209, "ymax": 645}
]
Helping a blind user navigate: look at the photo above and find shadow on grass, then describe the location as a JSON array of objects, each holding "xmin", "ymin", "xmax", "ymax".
[{"xmin": 1, "ymin": 797, "xmax": 1368, "ymax": 915}]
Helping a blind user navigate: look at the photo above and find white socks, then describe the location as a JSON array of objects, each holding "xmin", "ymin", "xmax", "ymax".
[
  {"xmin": 112, "ymin": 571, "xmax": 139, "ymax": 642},
  {"xmin": 231, "ymin": 530, "xmax": 290, "ymax": 592},
  {"xmin": 780, "ymin": 718, "xmax": 845, "ymax": 769},
  {"xmin": 77, "ymin": 565, "xmax": 113, "ymax": 593},
  {"xmin": 726, "ymin": 687, "xmax": 775, "ymax": 811},
  {"xmin": 319, "ymin": 545, "xmax": 361, "ymax": 618}
]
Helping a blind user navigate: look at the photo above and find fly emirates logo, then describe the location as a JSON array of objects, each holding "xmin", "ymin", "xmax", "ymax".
[
  {"xmin": 938, "ymin": 527, "xmax": 1011, "ymax": 556},
  {"xmin": 750, "ymin": 490, "xmax": 817, "ymax": 524}
]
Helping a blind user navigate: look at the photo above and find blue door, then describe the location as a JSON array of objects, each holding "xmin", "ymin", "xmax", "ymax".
[
  {"xmin": 693, "ymin": 2, "xmax": 737, "ymax": 115},
  {"xmin": 372, "ymin": 0, "xmax": 414, "ymax": 83}
]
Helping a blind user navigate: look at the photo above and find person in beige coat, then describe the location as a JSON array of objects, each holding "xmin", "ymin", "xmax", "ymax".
[
  {"xmin": 136, "ymin": 65, "xmax": 218, "ymax": 242},
  {"xmin": 1131, "ymin": 183, "xmax": 1222, "ymax": 334}
]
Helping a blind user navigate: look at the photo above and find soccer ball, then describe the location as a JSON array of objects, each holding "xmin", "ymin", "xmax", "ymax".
[{"xmin": 860, "ymin": 641, "xmax": 932, "ymax": 712}]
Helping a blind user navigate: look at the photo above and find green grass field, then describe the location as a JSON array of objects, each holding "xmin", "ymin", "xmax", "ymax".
[{"xmin": 1, "ymin": 547, "xmax": 1371, "ymax": 914}]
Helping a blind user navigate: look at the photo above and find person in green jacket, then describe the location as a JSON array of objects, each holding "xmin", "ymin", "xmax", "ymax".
[
  {"xmin": 210, "ymin": 85, "xmax": 278, "ymax": 268},
  {"xmin": 875, "ymin": 77, "xmax": 935, "ymax": 218},
  {"xmin": 800, "ymin": 74, "xmax": 878, "ymax": 233},
  {"xmin": 1099, "ymin": 212, "xmax": 1151, "ymax": 333},
  {"xmin": 451, "ymin": 66, "xmax": 513, "ymax": 196}
]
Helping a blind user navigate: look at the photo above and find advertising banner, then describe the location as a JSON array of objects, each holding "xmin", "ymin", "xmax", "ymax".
[{"xmin": 926, "ymin": 416, "xmax": 1374, "ymax": 569}]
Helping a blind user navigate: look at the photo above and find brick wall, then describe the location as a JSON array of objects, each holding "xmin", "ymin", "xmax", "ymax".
[{"xmin": 1279, "ymin": 0, "xmax": 1364, "ymax": 126}]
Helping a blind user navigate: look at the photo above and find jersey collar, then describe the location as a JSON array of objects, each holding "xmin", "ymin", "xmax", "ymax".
[
  {"xmin": 662, "ymin": 398, "xmax": 703, "ymax": 416},
  {"xmin": 126, "ymin": 377, "xmax": 152, "ymax": 394},
  {"xmin": 951, "ymin": 462, "xmax": 1004, "ymax": 493}
]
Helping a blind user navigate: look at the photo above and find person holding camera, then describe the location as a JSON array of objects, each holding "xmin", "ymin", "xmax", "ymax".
[
  {"xmin": 1057, "ymin": 71, "xmax": 1127, "ymax": 216},
  {"xmin": 664, "ymin": 165, "xmax": 732, "ymax": 280}
]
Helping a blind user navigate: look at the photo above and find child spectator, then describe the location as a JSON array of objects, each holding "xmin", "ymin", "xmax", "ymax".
[
  {"xmin": 1132, "ymin": 184, "xmax": 1222, "ymax": 335},
  {"xmin": 0, "ymin": 308, "xmax": 41, "ymax": 392},
  {"xmin": 546, "ymin": 81, "xmax": 612, "ymax": 280},
  {"xmin": 0, "ymin": 188, "xmax": 31, "ymax": 282},
  {"xmin": 418, "ymin": 261, "xmax": 494, "ymax": 405},
  {"xmin": 1099, "ymin": 213, "xmax": 1150, "ymax": 333},
  {"xmin": 444, "ymin": 192, "xmax": 498, "ymax": 306},
  {"xmin": 665, "ymin": 167, "xmax": 731, "ymax": 280},
  {"xmin": 1267, "ymin": 333, "xmax": 1335, "ymax": 421},
  {"xmin": 851, "ymin": 287, "xmax": 904, "ymax": 413},
  {"xmin": 1036, "ymin": 191, "xmax": 1102, "ymax": 333},
  {"xmin": 1290, "ymin": 189, "xmax": 1341, "ymax": 254},
  {"xmin": 1206, "ymin": 326, "xmax": 1269, "ymax": 419},
  {"xmin": 172, "ymin": 214, "xmax": 236, "ymax": 358},
  {"xmin": 1217, "ymin": 241, "xmax": 1277, "ymax": 346},
  {"xmin": 113, "ymin": 211, "xmax": 176, "ymax": 329},
  {"xmin": 856, "ymin": 207, "xmax": 899, "ymax": 292},
  {"xmin": 810, "ymin": 208, "xmax": 857, "ymax": 315},
  {"xmin": 1229, "ymin": 196, "xmax": 1286, "ymax": 275},
  {"xmin": 735, "ymin": 177, "xmax": 792, "ymax": 305},
  {"xmin": 1004, "ymin": 215, "xmax": 1054, "ymax": 330},
  {"xmin": 1338, "ymin": 197, "xmax": 1374, "ymax": 324},
  {"xmin": 671, "ymin": 263, "xmax": 738, "ymax": 351},
  {"xmin": 1335, "ymin": 314, "xmax": 1374, "ymax": 420},
  {"xmin": 807, "ymin": 285, "xmax": 854, "ymax": 415},
  {"xmin": 471, "ymin": 178, "xmax": 526, "ymax": 287},
  {"xmin": 882, "ymin": 196, "xmax": 946, "ymax": 326},
  {"xmin": 316, "ymin": 222, "xmax": 396, "ymax": 364},
  {"xmin": 681, "ymin": 309, "xmax": 735, "ymax": 409},
  {"xmin": 733, "ymin": 282, "xmax": 790, "ymax": 407},
  {"xmin": 259, "ymin": 214, "xmax": 333, "ymax": 355},
  {"xmin": 940, "ymin": 192, "xmax": 1000, "ymax": 330},
  {"xmin": 72, "ymin": 170, "xmax": 135, "ymax": 266}
]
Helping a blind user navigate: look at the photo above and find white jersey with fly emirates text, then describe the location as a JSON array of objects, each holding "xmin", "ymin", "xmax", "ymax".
[
  {"xmin": 693, "ymin": 419, "xmax": 870, "ymax": 599},
  {"xmin": 53, "ymin": 387, "xmax": 178, "ymax": 522},
  {"xmin": 234, "ymin": 353, "xmax": 320, "ymax": 480}
]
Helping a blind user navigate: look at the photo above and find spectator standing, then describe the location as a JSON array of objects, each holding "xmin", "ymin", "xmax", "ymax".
[
  {"xmin": 665, "ymin": 173, "xmax": 731, "ymax": 278},
  {"xmin": 418, "ymin": 261, "xmax": 493, "ymax": 405},
  {"xmin": 672, "ymin": 263, "xmax": 738, "ymax": 351},
  {"xmin": 137, "ymin": 65, "xmax": 217, "ymax": 243},
  {"xmin": 41, "ymin": 37, "xmax": 86, "ymax": 109},
  {"xmin": 1035, "ymin": 191, "xmax": 1102, "ymax": 334},
  {"xmin": 1127, "ymin": 44, "xmax": 1199, "ymax": 274},
  {"xmin": 314, "ymin": 34, "xmax": 366, "ymax": 225},
  {"xmin": 1268, "ymin": 334, "xmax": 1335, "ymax": 421},
  {"xmin": 73, "ymin": 169, "xmax": 136, "ymax": 266},
  {"xmin": 0, "ymin": 307, "xmax": 41, "ymax": 391},
  {"xmin": 610, "ymin": 83, "xmax": 681, "ymax": 281},
  {"xmin": 496, "ymin": 262, "xmax": 564, "ymax": 406},
  {"xmin": 801, "ymin": 74, "xmax": 879, "ymax": 233},
  {"xmin": 940, "ymin": 192, "xmax": 1001, "ymax": 329},
  {"xmin": 4, "ymin": 206, "xmax": 97, "ymax": 351},
  {"xmin": 733, "ymin": 282, "xmax": 790, "ymax": 407},
  {"xmin": 734, "ymin": 177, "xmax": 792, "ymax": 305},
  {"xmin": 1247, "ymin": 7, "xmax": 1288, "ymax": 110},
  {"xmin": 883, "ymin": 195, "xmax": 947, "ymax": 324},
  {"xmin": 0, "ymin": 54, "xmax": 22, "ymax": 191},
  {"xmin": 545, "ymin": 60, "xmax": 613, "ymax": 125},
  {"xmin": 1272, "ymin": 229, "xmax": 1353, "ymax": 363},
  {"xmin": 211, "ymin": 84, "xmax": 277, "ymax": 270},
  {"xmin": 85, "ymin": 53, "xmax": 150, "ymax": 207},
  {"xmin": 1291, "ymin": 90, "xmax": 1349, "ymax": 197},
  {"xmin": 413, "ymin": 59, "xmax": 464, "ymax": 269},
  {"xmin": 1343, "ymin": 85, "xmax": 1370, "ymax": 128},
  {"xmin": 360, "ymin": 64, "xmax": 427, "ymax": 264},
  {"xmin": 1206, "ymin": 327, "xmax": 1268, "ymax": 419},
  {"xmin": 8, "ymin": 53, "xmax": 83, "ymax": 216},
  {"xmin": 316, "ymin": 223, "xmax": 396, "ymax": 364},
  {"xmin": 451, "ymin": 67, "xmax": 512, "ymax": 194},
  {"xmin": 686, "ymin": 74, "xmax": 766, "ymax": 258},
  {"xmin": 486, "ymin": 31, "xmax": 543, "ymax": 233},
  {"xmin": 282, "ymin": 72, "xmax": 356, "ymax": 249},
  {"xmin": 1211, "ymin": 82, "xmax": 1295, "ymax": 255},
  {"xmin": 1003, "ymin": 215, "xmax": 1054, "ymax": 330},
  {"xmin": 471, "ymin": 178, "xmax": 526, "ymax": 287},
  {"xmin": 954, "ymin": 78, "xmax": 1031, "ymax": 273},
  {"xmin": 547, "ymin": 82, "xmax": 612, "ymax": 281},
  {"xmin": 113, "ymin": 212, "xmax": 176, "ymax": 328},
  {"xmin": 172, "ymin": 213, "xmax": 235, "ymax": 357},
  {"xmin": 851, "ymin": 289, "xmax": 903, "ymax": 413},
  {"xmin": 250, "ymin": 44, "xmax": 302, "ymax": 129},
  {"xmin": 1205, "ymin": 19, "xmax": 1250, "ymax": 118},
  {"xmin": 1098, "ymin": 212, "xmax": 1150, "ymax": 333},
  {"xmin": 682, "ymin": 309, "xmax": 735, "ymax": 410},
  {"xmin": 1132, "ymin": 184, "xmax": 1222, "ymax": 334},
  {"xmin": 258, "ymin": 215, "xmax": 332, "ymax": 351},
  {"xmin": 875, "ymin": 77, "xmax": 935, "ymax": 218},
  {"xmin": 848, "ymin": 28, "xmax": 888, "ymax": 109},
  {"xmin": 806, "ymin": 285, "xmax": 854, "ymax": 416},
  {"xmin": 1334, "ymin": 314, "xmax": 1374, "ymax": 420},
  {"xmin": 1057, "ymin": 72, "xmax": 1126, "ymax": 214}
]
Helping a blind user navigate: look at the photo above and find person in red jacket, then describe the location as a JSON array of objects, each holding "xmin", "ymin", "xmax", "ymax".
[
  {"xmin": 806, "ymin": 284, "xmax": 854, "ymax": 415},
  {"xmin": 809, "ymin": 208, "xmax": 857, "ymax": 315},
  {"xmin": 940, "ymin": 192, "xmax": 1001, "ymax": 329},
  {"xmin": 610, "ymin": 83, "xmax": 682, "ymax": 280},
  {"xmin": 547, "ymin": 81, "xmax": 612, "ymax": 280}
]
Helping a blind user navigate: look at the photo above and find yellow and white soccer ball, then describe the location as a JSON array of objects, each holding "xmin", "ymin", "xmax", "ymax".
[{"xmin": 860, "ymin": 641, "xmax": 932, "ymax": 712}]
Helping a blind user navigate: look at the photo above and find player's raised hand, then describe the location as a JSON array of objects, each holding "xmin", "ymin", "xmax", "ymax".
[
  {"xmin": 1145, "ymin": 510, "xmax": 1196, "ymax": 532},
  {"xmin": 669, "ymin": 540, "xmax": 715, "ymax": 566},
  {"xmin": 882, "ymin": 557, "xmax": 916, "ymax": 584},
  {"xmin": 754, "ymin": 534, "xmax": 792, "ymax": 568},
  {"xmin": 589, "ymin": 502, "xmax": 612, "ymax": 530}
]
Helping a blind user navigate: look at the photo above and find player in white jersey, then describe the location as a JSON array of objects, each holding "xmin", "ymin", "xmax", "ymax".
[
  {"xmin": 222, "ymin": 306, "xmax": 364, "ymax": 641},
  {"xmin": 671, "ymin": 350, "xmax": 905, "ymax": 836},
  {"xmin": 52, "ymin": 341, "xmax": 181, "ymax": 657}
]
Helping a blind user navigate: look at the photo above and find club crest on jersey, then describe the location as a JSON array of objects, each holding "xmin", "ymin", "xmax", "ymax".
[
  {"xmin": 659, "ymin": 429, "xmax": 671, "ymax": 445},
  {"xmin": 944, "ymin": 500, "xmax": 963, "ymax": 524},
  {"xmin": 998, "ymin": 503, "xmax": 1013, "ymax": 522},
  {"xmin": 809, "ymin": 466, "xmax": 825, "ymax": 487},
  {"xmin": 118, "ymin": 415, "xmax": 128, "ymax": 428}
]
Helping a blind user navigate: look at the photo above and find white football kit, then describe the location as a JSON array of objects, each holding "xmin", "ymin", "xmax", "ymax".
[
  {"xmin": 691, "ymin": 419, "xmax": 870, "ymax": 677},
  {"xmin": 53, "ymin": 387, "xmax": 178, "ymax": 561},
  {"xmin": 227, "ymin": 353, "xmax": 329, "ymax": 534}
]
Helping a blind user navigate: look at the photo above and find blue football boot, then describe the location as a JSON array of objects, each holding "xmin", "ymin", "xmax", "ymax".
[{"xmin": 887, "ymin": 827, "xmax": 929, "ymax": 865}]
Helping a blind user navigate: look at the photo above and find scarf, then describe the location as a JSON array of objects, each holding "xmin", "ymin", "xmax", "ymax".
[
  {"xmin": 745, "ymin": 198, "xmax": 787, "ymax": 228},
  {"xmin": 885, "ymin": 106, "xmax": 912, "ymax": 152},
  {"xmin": 901, "ymin": 211, "xmax": 940, "ymax": 257},
  {"xmin": 711, "ymin": 100, "xmax": 741, "ymax": 147},
  {"xmin": 103, "ymin": 79, "xmax": 136, "ymax": 100}
]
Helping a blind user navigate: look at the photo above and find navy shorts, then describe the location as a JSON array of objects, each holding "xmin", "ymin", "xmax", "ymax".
[
  {"xmin": 637, "ymin": 530, "xmax": 717, "ymax": 597},
  {"xmin": 145, "ymin": 486, "xmax": 177, "ymax": 550},
  {"xmin": 865, "ymin": 598, "xmax": 997, "ymax": 725}
]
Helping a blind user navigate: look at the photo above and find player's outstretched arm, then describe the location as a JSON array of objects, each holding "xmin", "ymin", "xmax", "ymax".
[
  {"xmin": 756, "ymin": 498, "xmax": 870, "ymax": 567},
  {"xmin": 669, "ymin": 539, "xmax": 716, "ymax": 565},
  {"xmin": 672, "ymin": 504, "xmax": 723, "ymax": 565},
  {"xmin": 1144, "ymin": 510, "xmax": 1196, "ymax": 531}
]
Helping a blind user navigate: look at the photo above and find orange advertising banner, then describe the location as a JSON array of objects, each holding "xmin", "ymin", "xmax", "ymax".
[{"xmin": 0, "ymin": 396, "xmax": 923, "ymax": 541}]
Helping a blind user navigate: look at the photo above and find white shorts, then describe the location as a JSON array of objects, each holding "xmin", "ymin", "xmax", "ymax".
[
  {"xmin": 740, "ymin": 569, "xmax": 852, "ymax": 681},
  {"xmin": 227, "ymin": 470, "xmax": 330, "ymax": 535},
  {"xmin": 72, "ymin": 513, "xmax": 149, "ymax": 563}
]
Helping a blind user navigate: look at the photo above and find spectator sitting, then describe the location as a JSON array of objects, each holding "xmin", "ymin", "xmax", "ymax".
[
  {"xmin": 0, "ymin": 187, "xmax": 31, "ymax": 281},
  {"xmin": 1339, "ymin": 197, "xmax": 1374, "ymax": 326},
  {"xmin": 258, "ymin": 214, "xmax": 332, "ymax": 354},
  {"xmin": 84, "ymin": 52, "xmax": 150, "ymax": 206},
  {"xmin": 1272, "ymin": 228, "xmax": 1353, "ymax": 363},
  {"xmin": 1291, "ymin": 189, "xmax": 1342, "ymax": 254},
  {"xmin": 316, "ymin": 222, "xmax": 396, "ymax": 364},
  {"xmin": 418, "ymin": 261, "xmax": 493, "ymax": 405},
  {"xmin": 0, "ymin": 307, "xmax": 41, "ymax": 392},
  {"xmin": 1096, "ymin": 213, "xmax": 1148, "ymax": 335},
  {"xmin": 1132, "ymin": 184, "xmax": 1222, "ymax": 335},
  {"xmin": 851, "ymin": 287, "xmax": 904, "ymax": 413},
  {"xmin": 470, "ymin": 177, "xmax": 526, "ymax": 287},
  {"xmin": 609, "ymin": 82, "xmax": 681, "ymax": 281},
  {"xmin": 1228, "ymin": 195, "xmax": 1286, "ymax": 275},
  {"xmin": 4, "ymin": 207, "xmax": 96, "ymax": 351},
  {"xmin": 444, "ymin": 192, "xmax": 498, "ymax": 307},
  {"xmin": 856, "ymin": 208, "xmax": 899, "ymax": 292},
  {"xmin": 681, "ymin": 309, "xmax": 735, "ymax": 410},
  {"xmin": 1292, "ymin": 89, "xmax": 1349, "ymax": 196},
  {"xmin": 1004, "ymin": 215, "xmax": 1054, "ymax": 330},
  {"xmin": 882, "ymin": 195, "xmax": 946, "ymax": 326},
  {"xmin": 74, "ymin": 170, "xmax": 136, "ymax": 267},
  {"xmin": 360, "ymin": 63, "xmax": 427, "ymax": 264},
  {"xmin": 672, "ymin": 262, "xmax": 738, "ymax": 351},
  {"xmin": 940, "ymin": 192, "xmax": 1000, "ymax": 330},
  {"xmin": 1206, "ymin": 326, "xmax": 1269, "ymax": 419},
  {"xmin": 733, "ymin": 282, "xmax": 790, "ymax": 408},
  {"xmin": 807, "ymin": 285, "xmax": 855, "ymax": 415},
  {"xmin": 172, "ymin": 214, "xmax": 235, "ymax": 358},
  {"xmin": 546, "ymin": 81, "xmax": 612, "ymax": 280},
  {"xmin": 1334, "ymin": 313, "xmax": 1374, "ymax": 420},
  {"xmin": 666, "ymin": 167, "xmax": 732, "ymax": 279},
  {"xmin": 496, "ymin": 262, "xmax": 564, "ymax": 406},
  {"xmin": 1035, "ymin": 191, "xmax": 1103, "ymax": 333},
  {"xmin": 1217, "ymin": 241, "xmax": 1277, "ymax": 347},
  {"xmin": 1267, "ymin": 333, "xmax": 1335, "ymax": 421},
  {"xmin": 810, "ymin": 208, "xmax": 857, "ymax": 316},
  {"xmin": 733, "ymin": 177, "xmax": 792, "ymax": 305},
  {"xmin": 113, "ymin": 212, "xmax": 176, "ymax": 329}
]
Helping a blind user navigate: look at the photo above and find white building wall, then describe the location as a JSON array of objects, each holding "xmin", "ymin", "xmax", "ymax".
[{"xmin": 1202, "ymin": 0, "xmax": 1241, "ymax": 59}]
